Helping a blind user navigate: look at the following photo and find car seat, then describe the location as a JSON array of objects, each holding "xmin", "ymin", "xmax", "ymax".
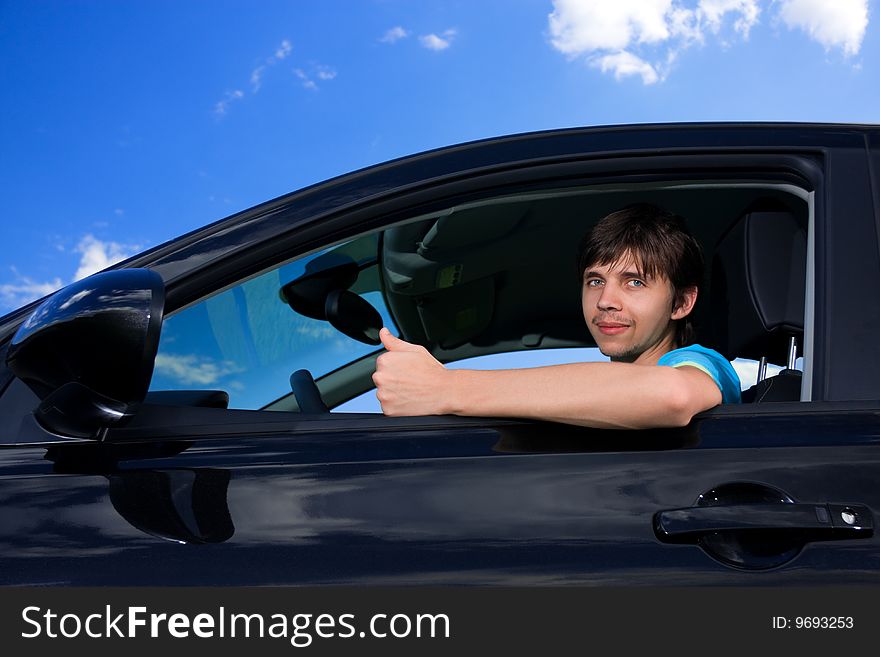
[{"xmin": 709, "ymin": 199, "xmax": 807, "ymax": 402}]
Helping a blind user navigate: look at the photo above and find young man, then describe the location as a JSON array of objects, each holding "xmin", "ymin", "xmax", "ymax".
[{"xmin": 372, "ymin": 204, "xmax": 741, "ymax": 429}]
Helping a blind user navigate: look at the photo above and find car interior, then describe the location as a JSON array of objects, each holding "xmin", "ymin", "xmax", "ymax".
[{"xmin": 264, "ymin": 180, "xmax": 811, "ymax": 412}]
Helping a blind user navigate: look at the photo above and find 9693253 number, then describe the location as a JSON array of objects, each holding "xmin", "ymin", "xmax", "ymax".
[{"xmin": 773, "ymin": 616, "xmax": 854, "ymax": 629}]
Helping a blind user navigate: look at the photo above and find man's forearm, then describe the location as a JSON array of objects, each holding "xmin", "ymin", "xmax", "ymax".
[
  {"xmin": 373, "ymin": 329, "xmax": 722, "ymax": 427},
  {"xmin": 444, "ymin": 362, "xmax": 708, "ymax": 429}
]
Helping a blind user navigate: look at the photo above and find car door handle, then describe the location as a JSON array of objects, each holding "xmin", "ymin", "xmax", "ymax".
[{"xmin": 654, "ymin": 503, "xmax": 874, "ymax": 543}]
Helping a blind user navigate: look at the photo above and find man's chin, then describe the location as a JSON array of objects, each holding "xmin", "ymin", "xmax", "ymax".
[{"xmin": 598, "ymin": 344, "xmax": 641, "ymax": 363}]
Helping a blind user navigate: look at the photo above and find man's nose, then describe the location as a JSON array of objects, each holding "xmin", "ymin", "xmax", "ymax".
[{"xmin": 597, "ymin": 283, "xmax": 623, "ymax": 310}]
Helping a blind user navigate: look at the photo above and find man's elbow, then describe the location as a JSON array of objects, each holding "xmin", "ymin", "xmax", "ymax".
[
  {"xmin": 665, "ymin": 397, "xmax": 698, "ymax": 428},
  {"xmin": 662, "ymin": 379, "xmax": 720, "ymax": 428}
]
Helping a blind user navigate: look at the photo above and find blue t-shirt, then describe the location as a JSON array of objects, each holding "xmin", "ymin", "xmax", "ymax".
[{"xmin": 657, "ymin": 344, "xmax": 741, "ymax": 404}]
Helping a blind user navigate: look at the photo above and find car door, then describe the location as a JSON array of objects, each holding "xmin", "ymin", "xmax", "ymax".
[{"xmin": 1, "ymin": 126, "xmax": 878, "ymax": 586}]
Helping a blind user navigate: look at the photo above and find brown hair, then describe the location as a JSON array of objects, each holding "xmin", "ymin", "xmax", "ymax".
[{"xmin": 577, "ymin": 203, "xmax": 704, "ymax": 347}]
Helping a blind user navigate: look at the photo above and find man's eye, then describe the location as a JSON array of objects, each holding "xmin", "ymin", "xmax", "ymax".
[
  {"xmin": 628, "ymin": 280, "xmax": 645, "ymax": 287},
  {"xmin": 586, "ymin": 279, "xmax": 603, "ymax": 287}
]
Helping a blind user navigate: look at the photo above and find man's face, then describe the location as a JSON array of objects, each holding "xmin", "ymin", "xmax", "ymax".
[{"xmin": 581, "ymin": 252, "xmax": 689, "ymax": 365}]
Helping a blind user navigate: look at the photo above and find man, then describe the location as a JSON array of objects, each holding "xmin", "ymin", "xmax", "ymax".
[{"xmin": 372, "ymin": 203, "xmax": 741, "ymax": 429}]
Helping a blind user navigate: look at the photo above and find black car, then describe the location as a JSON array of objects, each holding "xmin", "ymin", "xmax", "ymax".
[{"xmin": 1, "ymin": 122, "xmax": 878, "ymax": 585}]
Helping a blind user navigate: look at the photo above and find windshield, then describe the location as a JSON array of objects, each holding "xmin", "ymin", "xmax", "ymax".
[{"xmin": 148, "ymin": 234, "xmax": 398, "ymax": 409}]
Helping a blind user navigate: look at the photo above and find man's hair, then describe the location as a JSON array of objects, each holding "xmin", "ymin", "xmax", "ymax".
[{"xmin": 576, "ymin": 203, "xmax": 705, "ymax": 347}]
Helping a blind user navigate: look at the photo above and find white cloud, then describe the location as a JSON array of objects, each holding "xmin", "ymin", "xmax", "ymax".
[
  {"xmin": 1, "ymin": 231, "xmax": 142, "ymax": 311},
  {"xmin": 73, "ymin": 234, "xmax": 139, "ymax": 281},
  {"xmin": 250, "ymin": 65, "xmax": 266, "ymax": 92},
  {"xmin": 0, "ymin": 269, "xmax": 64, "ymax": 310},
  {"xmin": 316, "ymin": 66, "xmax": 337, "ymax": 81},
  {"xmin": 419, "ymin": 29, "xmax": 457, "ymax": 51},
  {"xmin": 250, "ymin": 39, "xmax": 293, "ymax": 94},
  {"xmin": 153, "ymin": 353, "xmax": 244, "ymax": 386},
  {"xmin": 546, "ymin": 1, "xmax": 764, "ymax": 84},
  {"xmin": 295, "ymin": 64, "xmax": 337, "ymax": 89},
  {"xmin": 216, "ymin": 39, "xmax": 292, "ymax": 114},
  {"xmin": 274, "ymin": 39, "xmax": 292, "ymax": 60},
  {"xmin": 294, "ymin": 68, "xmax": 318, "ymax": 90},
  {"xmin": 548, "ymin": 1, "xmax": 866, "ymax": 84},
  {"xmin": 777, "ymin": 0, "xmax": 867, "ymax": 56},
  {"xmin": 420, "ymin": 34, "xmax": 450, "ymax": 50},
  {"xmin": 594, "ymin": 50, "xmax": 661, "ymax": 84},
  {"xmin": 700, "ymin": 0, "xmax": 760, "ymax": 36},
  {"xmin": 214, "ymin": 89, "xmax": 244, "ymax": 116},
  {"xmin": 381, "ymin": 26, "xmax": 409, "ymax": 43},
  {"xmin": 549, "ymin": 0, "xmax": 675, "ymax": 54}
]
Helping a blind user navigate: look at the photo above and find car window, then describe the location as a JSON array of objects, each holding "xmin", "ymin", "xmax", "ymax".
[
  {"xmin": 149, "ymin": 234, "xmax": 398, "ymax": 410},
  {"xmin": 149, "ymin": 182, "xmax": 811, "ymax": 415}
]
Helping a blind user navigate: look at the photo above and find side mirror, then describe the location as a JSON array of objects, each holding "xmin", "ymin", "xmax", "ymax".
[{"xmin": 5, "ymin": 268, "xmax": 165, "ymax": 439}]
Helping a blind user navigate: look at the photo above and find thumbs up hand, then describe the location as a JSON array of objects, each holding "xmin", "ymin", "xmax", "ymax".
[
  {"xmin": 372, "ymin": 327, "xmax": 453, "ymax": 416},
  {"xmin": 378, "ymin": 327, "xmax": 425, "ymax": 354}
]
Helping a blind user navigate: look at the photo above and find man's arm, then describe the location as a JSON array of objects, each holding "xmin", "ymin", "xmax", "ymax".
[{"xmin": 372, "ymin": 329, "xmax": 722, "ymax": 429}]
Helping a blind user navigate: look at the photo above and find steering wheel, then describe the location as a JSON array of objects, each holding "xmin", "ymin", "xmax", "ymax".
[{"xmin": 289, "ymin": 369, "xmax": 330, "ymax": 413}]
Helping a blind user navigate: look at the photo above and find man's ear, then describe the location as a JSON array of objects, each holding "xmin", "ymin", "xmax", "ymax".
[{"xmin": 671, "ymin": 286, "xmax": 698, "ymax": 320}]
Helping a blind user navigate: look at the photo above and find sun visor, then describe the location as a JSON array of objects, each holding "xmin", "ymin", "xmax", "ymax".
[
  {"xmin": 414, "ymin": 278, "xmax": 495, "ymax": 349},
  {"xmin": 381, "ymin": 205, "xmax": 528, "ymax": 347}
]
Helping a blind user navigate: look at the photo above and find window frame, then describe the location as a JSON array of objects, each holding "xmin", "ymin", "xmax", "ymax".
[
  {"xmin": 0, "ymin": 150, "xmax": 836, "ymax": 448},
  {"xmin": 250, "ymin": 174, "xmax": 820, "ymax": 415}
]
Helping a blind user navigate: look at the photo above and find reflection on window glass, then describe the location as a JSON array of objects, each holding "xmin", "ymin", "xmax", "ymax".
[{"xmin": 149, "ymin": 235, "xmax": 398, "ymax": 410}]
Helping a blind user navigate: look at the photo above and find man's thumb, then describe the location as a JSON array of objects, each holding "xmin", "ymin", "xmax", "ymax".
[{"xmin": 380, "ymin": 327, "xmax": 420, "ymax": 352}]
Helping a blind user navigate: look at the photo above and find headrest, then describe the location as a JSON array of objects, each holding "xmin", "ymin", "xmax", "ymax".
[{"xmin": 710, "ymin": 200, "xmax": 806, "ymax": 364}]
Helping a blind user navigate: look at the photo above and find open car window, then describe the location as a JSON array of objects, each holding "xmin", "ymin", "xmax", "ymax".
[{"xmin": 147, "ymin": 179, "xmax": 812, "ymax": 416}]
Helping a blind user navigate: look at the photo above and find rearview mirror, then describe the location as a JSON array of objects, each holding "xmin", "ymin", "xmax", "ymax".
[
  {"xmin": 279, "ymin": 256, "xmax": 359, "ymax": 320},
  {"xmin": 325, "ymin": 289, "xmax": 382, "ymax": 345},
  {"xmin": 279, "ymin": 255, "xmax": 382, "ymax": 345}
]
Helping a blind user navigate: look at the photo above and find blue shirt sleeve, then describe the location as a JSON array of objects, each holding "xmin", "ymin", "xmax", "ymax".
[{"xmin": 657, "ymin": 344, "xmax": 742, "ymax": 404}]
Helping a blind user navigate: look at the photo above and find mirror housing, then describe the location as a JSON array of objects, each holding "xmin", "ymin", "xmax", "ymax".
[
  {"xmin": 279, "ymin": 256, "xmax": 382, "ymax": 345},
  {"xmin": 279, "ymin": 257, "xmax": 359, "ymax": 320},
  {"xmin": 325, "ymin": 289, "xmax": 382, "ymax": 345},
  {"xmin": 5, "ymin": 268, "xmax": 165, "ymax": 439}
]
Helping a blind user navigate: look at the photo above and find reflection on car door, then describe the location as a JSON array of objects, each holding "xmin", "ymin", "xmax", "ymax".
[{"xmin": 2, "ymin": 406, "xmax": 878, "ymax": 585}]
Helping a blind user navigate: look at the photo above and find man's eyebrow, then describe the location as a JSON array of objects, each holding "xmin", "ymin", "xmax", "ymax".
[{"xmin": 583, "ymin": 269, "xmax": 651, "ymax": 279}]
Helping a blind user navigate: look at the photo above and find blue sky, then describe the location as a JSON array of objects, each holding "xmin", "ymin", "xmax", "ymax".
[{"xmin": 1, "ymin": 0, "xmax": 877, "ymax": 313}]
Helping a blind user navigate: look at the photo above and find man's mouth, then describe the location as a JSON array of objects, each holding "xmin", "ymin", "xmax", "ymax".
[{"xmin": 596, "ymin": 322, "xmax": 630, "ymax": 335}]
